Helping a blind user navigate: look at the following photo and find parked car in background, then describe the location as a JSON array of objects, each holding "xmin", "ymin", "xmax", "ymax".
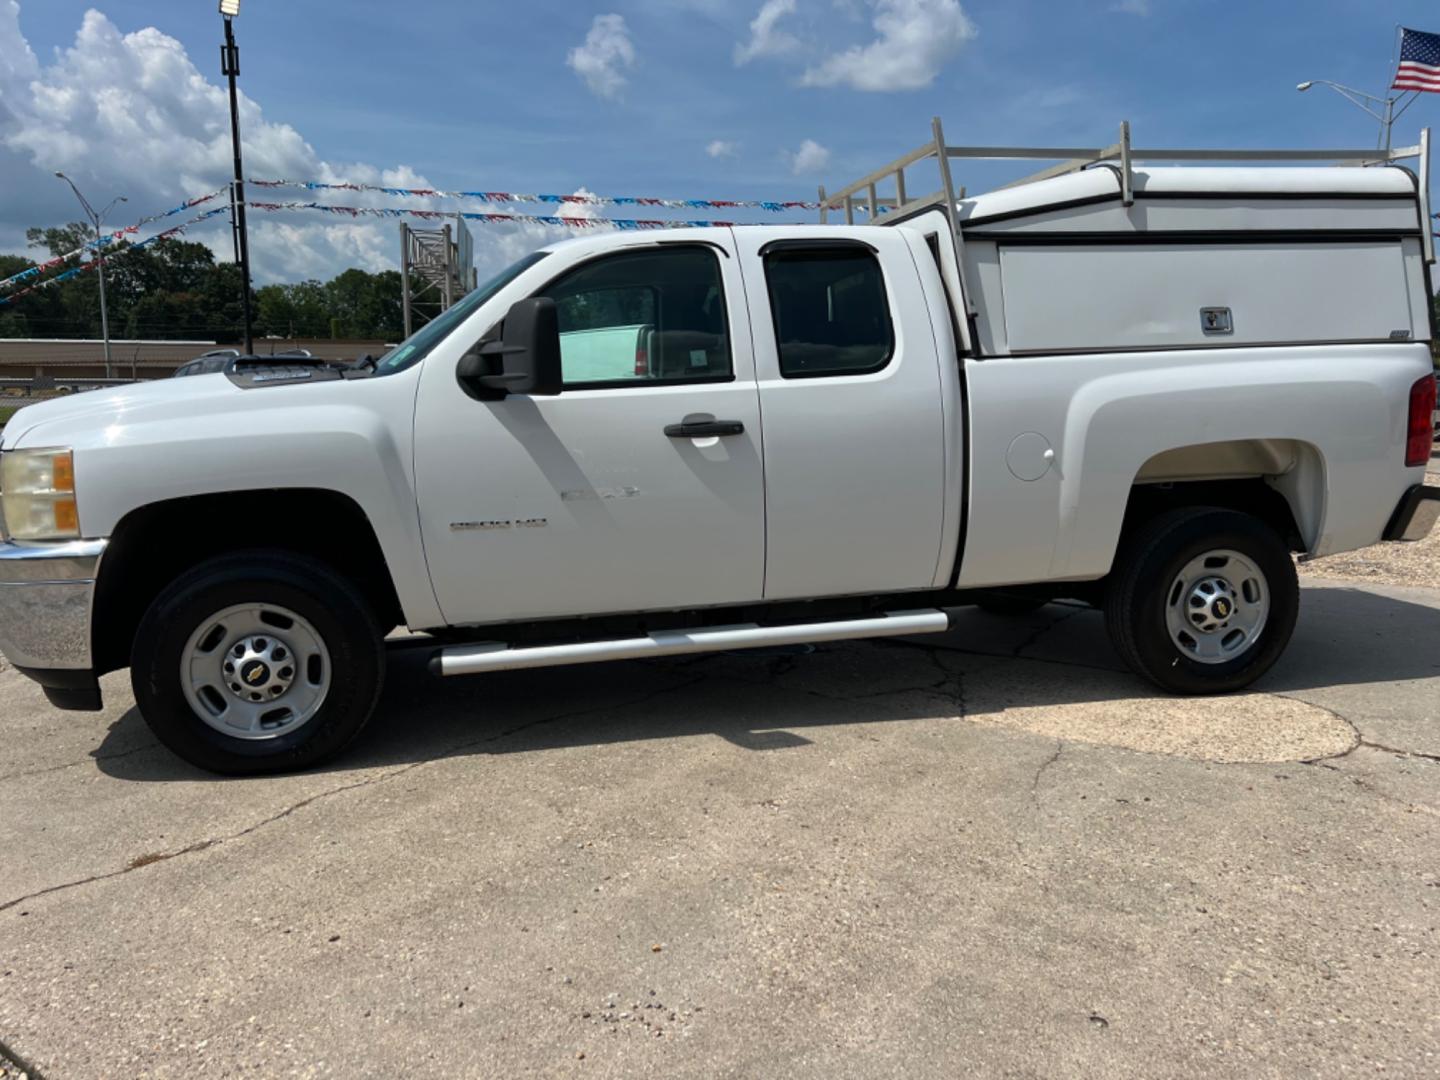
[
  {"xmin": 173, "ymin": 349, "xmax": 241, "ymax": 378},
  {"xmin": 172, "ymin": 354, "xmax": 236, "ymax": 378}
]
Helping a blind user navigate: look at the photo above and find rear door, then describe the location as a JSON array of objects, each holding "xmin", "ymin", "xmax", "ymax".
[{"xmin": 735, "ymin": 231, "xmax": 949, "ymax": 600}]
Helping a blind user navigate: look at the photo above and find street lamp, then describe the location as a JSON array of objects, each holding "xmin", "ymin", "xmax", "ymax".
[
  {"xmin": 54, "ymin": 173, "xmax": 126, "ymax": 380},
  {"xmin": 1296, "ymin": 79, "xmax": 1418, "ymax": 153},
  {"xmin": 219, "ymin": 0, "xmax": 254, "ymax": 353}
]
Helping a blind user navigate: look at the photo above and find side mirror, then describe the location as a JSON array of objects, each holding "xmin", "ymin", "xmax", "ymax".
[{"xmin": 457, "ymin": 297, "xmax": 562, "ymax": 398}]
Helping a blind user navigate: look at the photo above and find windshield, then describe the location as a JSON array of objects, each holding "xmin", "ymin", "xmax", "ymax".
[{"xmin": 372, "ymin": 250, "xmax": 550, "ymax": 376}]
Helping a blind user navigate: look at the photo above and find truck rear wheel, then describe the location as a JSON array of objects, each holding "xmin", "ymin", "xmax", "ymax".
[
  {"xmin": 131, "ymin": 551, "xmax": 385, "ymax": 775},
  {"xmin": 1104, "ymin": 508, "xmax": 1298, "ymax": 695}
]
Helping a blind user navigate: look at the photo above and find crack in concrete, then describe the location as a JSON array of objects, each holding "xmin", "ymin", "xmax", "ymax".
[
  {"xmin": 1356, "ymin": 740, "xmax": 1440, "ymax": 764},
  {"xmin": 1009, "ymin": 606, "xmax": 1090, "ymax": 659},
  {"xmin": 1030, "ymin": 739, "xmax": 1065, "ymax": 808},
  {"xmin": 1279, "ymin": 691, "xmax": 1440, "ymax": 768},
  {"xmin": 1276, "ymin": 693, "xmax": 1440, "ymax": 815},
  {"xmin": 0, "ymin": 1035, "xmax": 46, "ymax": 1080},
  {"xmin": 1268, "ymin": 693, "xmax": 1365, "ymax": 762},
  {"xmin": 902, "ymin": 627, "xmax": 1440, "ymax": 771},
  {"xmin": 1304, "ymin": 757, "xmax": 1440, "ymax": 818},
  {"xmin": 883, "ymin": 631, "xmax": 1125, "ymax": 677},
  {"xmin": 917, "ymin": 646, "xmax": 968, "ymax": 717},
  {"xmin": 0, "ymin": 743, "xmax": 155, "ymax": 785},
  {"xmin": 0, "ymin": 674, "xmax": 705, "ymax": 916}
]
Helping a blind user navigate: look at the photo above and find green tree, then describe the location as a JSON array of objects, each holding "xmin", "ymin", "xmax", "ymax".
[
  {"xmin": 26, "ymin": 222, "xmax": 91, "ymax": 259},
  {"xmin": 325, "ymin": 268, "xmax": 404, "ymax": 338},
  {"xmin": 256, "ymin": 280, "xmax": 332, "ymax": 338},
  {"xmin": 4, "ymin": 218, "xmax": 412, "ymax": 344}
]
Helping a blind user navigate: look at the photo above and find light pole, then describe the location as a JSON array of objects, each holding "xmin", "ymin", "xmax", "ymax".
[
  {"xmin": 1296, "ymin": 80, "xmax": 1418, "ymax": 153},
  {"xmin": 220, "ymin": 0, "xmax": 254, "ymax": 354},
  {"xmin": 54, "ymin": 173, "xmax": 126, "ymax": 380}
]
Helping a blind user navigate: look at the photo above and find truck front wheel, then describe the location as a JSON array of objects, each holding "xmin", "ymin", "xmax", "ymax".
[
  {"xmin": 131, "ymin": 551, "xmax": 385, "ymax": 775},
  {"xmin": 1104, "ymin": 508, "xmax": 1298, "ymax": 695}
]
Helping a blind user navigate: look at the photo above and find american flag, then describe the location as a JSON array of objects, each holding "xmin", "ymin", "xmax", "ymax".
[{"xmin": 1392, "ymin": 27, "xmax": 1440, "ymax": 93}]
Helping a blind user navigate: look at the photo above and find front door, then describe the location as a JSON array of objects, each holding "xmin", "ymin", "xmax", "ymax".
[{"xmin": 414, "ymin": 237, "xmax": 765, "ymax": 625}]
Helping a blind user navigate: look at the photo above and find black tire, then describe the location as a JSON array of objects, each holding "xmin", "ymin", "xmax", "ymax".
[
  {"xmin": 975, "ymin": 593, "xmax": 1050, "ymax": 616},
  {"xmin": 1104, "ymin": 507, "xmax": 1298, "ymax": 695},
  {"xmin": 131, "ymin": 550, "xmax": 385, "ymax": 775}
]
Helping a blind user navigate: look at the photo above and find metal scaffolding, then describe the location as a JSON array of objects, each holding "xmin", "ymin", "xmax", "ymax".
[{"xmin": 399, "ymin": 215, "xmax": 477, "ymax": 337}]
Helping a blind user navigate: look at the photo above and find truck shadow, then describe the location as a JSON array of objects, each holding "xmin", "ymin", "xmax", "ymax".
[{"xmin": 91, "ymin": 584, "xmax": 1440, "ymax": 782}]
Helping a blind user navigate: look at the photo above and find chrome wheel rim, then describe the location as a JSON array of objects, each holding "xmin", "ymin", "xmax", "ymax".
[
  {"xmin": 180, "ymin": 603, "xmax": 331, "ymax": 740},
  {"xmin": 1163, "ymin": 549, "xmax": 1270, "ymax": 665}
]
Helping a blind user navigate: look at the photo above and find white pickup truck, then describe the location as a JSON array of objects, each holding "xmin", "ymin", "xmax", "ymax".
[{"xmin": 2, "ymin": 120, "xmax": 1438, "ymax": 774}]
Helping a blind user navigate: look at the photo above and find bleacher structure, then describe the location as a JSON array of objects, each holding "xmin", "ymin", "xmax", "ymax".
[{"xmin": 399, "ymin": 215, "xmax": 479, "ymax": 338}]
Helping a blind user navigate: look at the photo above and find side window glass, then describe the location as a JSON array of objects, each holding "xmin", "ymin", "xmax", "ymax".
[
  {"xmin": 763, "ymin": 247, "xmax": 894, "ymax": 378},
  {"xmin": 536, "ymin": 247, "xmax": 733, "ymax": 387}
]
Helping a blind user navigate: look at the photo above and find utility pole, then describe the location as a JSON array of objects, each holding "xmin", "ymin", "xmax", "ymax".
[
  {"xmin": 54, "ymin": 173, "xmax": 125, "ymax": 380},
  {"xmin": 220, "ymin": 0, "xmax": 255, "ymax": 354}
]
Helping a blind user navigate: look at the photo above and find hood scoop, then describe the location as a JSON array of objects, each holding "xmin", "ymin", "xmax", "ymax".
[{"xmin": 226, "ymin": 356, "xmax": 346, "ymax": 390}]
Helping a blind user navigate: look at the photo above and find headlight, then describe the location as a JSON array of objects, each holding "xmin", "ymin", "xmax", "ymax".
[{"xmin": 0, "ymin": 448, "xmax": 80, "ymax": 540}]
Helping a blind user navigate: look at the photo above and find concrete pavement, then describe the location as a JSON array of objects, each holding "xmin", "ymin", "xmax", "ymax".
[{"xmin": 1, "ymin": 577, "xmax": 1437, "ymax": 1078}]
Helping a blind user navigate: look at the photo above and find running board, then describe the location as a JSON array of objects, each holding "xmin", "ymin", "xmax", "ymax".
[{"xmin": 430, "ymin": 608, "xmax": 951, "ymax": 677}]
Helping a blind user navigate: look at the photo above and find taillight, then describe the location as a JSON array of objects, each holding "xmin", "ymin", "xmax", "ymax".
[
  {"xmin": 1407, "ymin": 374, "xmax": 1436, "ymax": 468},
  {"xmin": 635, "ymin": 341, "xmax": 649, "ymax": 377}
]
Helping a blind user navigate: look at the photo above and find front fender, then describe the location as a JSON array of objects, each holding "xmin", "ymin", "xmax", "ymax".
[{"xmin": 21, "ymin": 371, "xmax": 442, "ymax": 630}]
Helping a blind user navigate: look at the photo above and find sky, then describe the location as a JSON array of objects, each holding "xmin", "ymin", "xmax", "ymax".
[{"xmin": 2, "ymin": 0, "xmax": 1439, "ymax": 286}]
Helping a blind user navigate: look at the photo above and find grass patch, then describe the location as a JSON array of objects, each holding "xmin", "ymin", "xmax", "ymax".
[{"xmin": 0, "ymin": 405, "xmax": 17, "ymax": 432}]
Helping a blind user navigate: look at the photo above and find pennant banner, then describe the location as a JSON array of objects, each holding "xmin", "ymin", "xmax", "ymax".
[
  {"xmin": 248, "ymin": 178, "xmax": 826, "ymax": 213},
  {"xmin": 0, "ymin": 206, "xmax": 230, "ymax": 307},
  {"xmin": 0, "ymin": 188, "xmax": 228, "ymax": 295},
  {"xmin": 248, "ymin": 200, "xmax": 738, "ymax": 229},
  {"xmin": 2, "ymin": 179, "xmax": 842, "ymax": 306}
]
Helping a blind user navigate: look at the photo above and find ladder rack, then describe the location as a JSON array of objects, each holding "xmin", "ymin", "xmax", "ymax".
[{"xmin": 818, "ymin": 118, "xmax": 1434, "ymax": 265}]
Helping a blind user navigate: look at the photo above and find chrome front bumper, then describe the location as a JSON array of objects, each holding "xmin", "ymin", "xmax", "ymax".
[{"xmin": 0, "ymin": 538, "xmax": 107, "ymax": 670}]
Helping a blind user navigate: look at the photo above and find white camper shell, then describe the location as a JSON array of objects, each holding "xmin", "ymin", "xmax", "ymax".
[{"xmin": 817, "ymin": 120, "xmax": 1435, "ymax": 358}]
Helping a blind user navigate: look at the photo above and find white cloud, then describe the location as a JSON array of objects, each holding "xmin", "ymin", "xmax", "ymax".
[
  {"xmin": 0, "ymin": 1, "xmax": 38, "ymax": 110},
  {"xmin": 801, "ymin": 0, "xmax": 976, "ymax": 92},
  {"xmin": 2, "ymin": 7, "xmax": 317, "ymax": 207},
  {"xmin": 706, "ymin": 139, "xmax": 739, "ymax": 158},
  {"xmin": 1110, "ymin": 0, "xmax": 1149, "ymax": 13},
  {"xmin": 788, "ymin": 138, "xmax": 831, "ymax": 174},
  {"xmin": 565, "ymin": 14, "xmax": 637, "ymax": 100},
  {"xmin": 734, "ymin": 0, "xmax": 800, "ymax": 65},
  {"xmin": 0, "ymin": 2, "xmax": 595, "ymax": 286}
]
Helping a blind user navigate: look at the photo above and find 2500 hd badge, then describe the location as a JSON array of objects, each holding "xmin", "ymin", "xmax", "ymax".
[{"xmin": 449, "ymin": 518, "xmax": 549, "ymax": 532}]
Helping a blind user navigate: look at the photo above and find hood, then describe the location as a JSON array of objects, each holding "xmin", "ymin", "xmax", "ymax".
[{"xmin": 3, "ymin": 374, "xmax": 248, "ymax": 450}]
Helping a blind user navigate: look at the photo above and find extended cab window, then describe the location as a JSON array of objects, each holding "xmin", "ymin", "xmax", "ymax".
[
  {"xmin": 536, "ymin": 246, "xmax": 732, "ymax": 387},
  {"xmin": 763, "ymin": 246, "xmax": 894, "ymax": 378}
]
